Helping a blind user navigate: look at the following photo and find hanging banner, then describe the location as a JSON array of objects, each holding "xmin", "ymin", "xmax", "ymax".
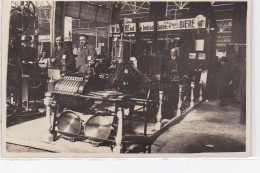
[
  {"xmin": 123, "ymin": 23, "xmax": 136, "ymax": 33},
  {"xmin": 110, "ymin": 23, "xmax": 136, "ymax": 33},
  {"xmin": 139, "ymin": 22, "xmax": 154, "ymax": 32},
  {"xmin": 110, "ymin": 16, "xmax": 206, "ymax": 33},
  {"xmin": 157, "ymin": 17, "xmax": 206, "ymax": 31}
]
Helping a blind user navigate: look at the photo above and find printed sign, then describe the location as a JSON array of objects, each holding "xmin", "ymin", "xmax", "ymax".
[
  {"xmin": 110, "ymin": 16, "xmax": 206, "ymax": 33},
  {"xmin": 189, "ymin": 53, "xmax": 197, "ymax": 60},
  {"xmin": 123, "ymin": 23, "xmax": 136, "ymax": 33},
  {"xmin": 139, "ymin": 22, "xmax": 154, "ymax": 32},
  {"xmin": 157, "ymin": 17, "xmax": 205, "ymax": 31},
  {"xmin": 198, "ymin": 53, "xmax": 206, "ymax": 60},
  {"xmin": 110, "ymin": 23, "xmax": 136, "ymax": 33}
]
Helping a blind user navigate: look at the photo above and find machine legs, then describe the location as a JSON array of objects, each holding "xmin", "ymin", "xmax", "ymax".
[
  {"xmin": 190, "ymin": 82, "xmax": 195, "ymax": 108},
  {"xmin": 42, "ymin": 92, "xmax": 54, "ymax": 143},
  {"xmin": 176, "ymin": 85, "xmax": 182, "ymax": 116},
  {"xmin": 114, "ymin": 107, "xmax": 123, "ymax": 153},
  {"xmin": 155, "ymin": 91, "xmax": 163, "ymax": 130},
  {"xmin": 199, "ymin": 80, "xmax": 203, "ymax": 101}
]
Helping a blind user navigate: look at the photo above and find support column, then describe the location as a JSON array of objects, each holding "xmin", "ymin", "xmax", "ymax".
[
  {"xmin": 155, "ymin": 90, "xmax": 163, "ymax": 130},
  {"xmin": 176, "ymin": 85, "xmax": 182, "ymax": 116},
  {"xmin": 190, "ymin": 82, "xmax": 195, "ymax": 107},
  {"xmin": 42, "ymin": 92, "xmax": 54, "ymax": 143},
  {"xmin": 199, "ymin": 80, "xmax": 203, "ymax": 101},
  {"xmin": 50, "ymin": 1, "xmax": 65, "ymax": 57},
  {"xmin": 114, "ymin": 107, "xmax": 123, "ymax": 153},
  {"xmin": 50, "ymin": 1, "xmax": 56, "ymax": 57}
]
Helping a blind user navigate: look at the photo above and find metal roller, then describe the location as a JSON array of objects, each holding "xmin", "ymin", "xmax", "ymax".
[
  {"xmin": 84, "ymin": 116, "xmax": 112, "ymax": 140},
  {"xmin": 57, "ymin": 110, "xmax": 82, "ymax": 136},
  {"xmin": 71, "ymin": 80, "xmax": 80, "ymax": 108},
  {"xmin": 61, "ymin": 79, "xmax": 69, "ymax": 106},
  {"xmin": 67, "ymin": 80, "xmax": 75, "ymax": 107},
  {"xmin": 57, "ymin": 110, "xmax": 113, "ymax": 140},
  {"xmin": 53, "ymin": 77, "xmax": 92, "ymax": 110},
  {"xmin": 57, "ymin": 79, "xmax": 66, "ymax": 106}
]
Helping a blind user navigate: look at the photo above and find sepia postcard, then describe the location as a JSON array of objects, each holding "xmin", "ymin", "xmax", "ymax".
[{"xmin": 1, "ymin": 0, "xmax": 251, "ymax": 158}]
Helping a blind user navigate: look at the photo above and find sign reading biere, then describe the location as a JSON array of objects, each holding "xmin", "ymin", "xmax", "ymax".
[
  {"xmin": 110, "ymin": 16, "xmax": 206, "ymax": 34},
  {"xmin": 157, "ymin": 18, "xmax": 199, "ymax": 31}
]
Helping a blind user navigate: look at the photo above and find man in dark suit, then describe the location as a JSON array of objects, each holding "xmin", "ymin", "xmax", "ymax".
[
  {"xmin": 20, "ymin": 36, "xmax": 37, "ymax": 75},
  {"xmin": 76, "ymin": 35, "xmax": 96, "ymax": 74},
  {"xmin": 168, "ymin": 47, "xmax": 188, "ymax": 80},
  {"xmin": 52, "ymin": 35, "xmax": 75, "ymax": 72}
]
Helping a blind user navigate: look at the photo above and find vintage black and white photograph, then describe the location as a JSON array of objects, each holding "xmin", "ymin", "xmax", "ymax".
[{"xmin": 1, "ymin": 0, "xmax": 250, "ymax": 157}]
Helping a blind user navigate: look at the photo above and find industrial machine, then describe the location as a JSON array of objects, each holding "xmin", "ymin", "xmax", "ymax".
[
  {"xmin": 45, "ymin": 24, "xmax": 208, "ymax": 152},
  {"xmin": 7, "ymin": 1, "xmax": 43, "ymax": 115},
  {"xmin": 46, "ymin": 34, "xmax": 159, "ymax": 152}
]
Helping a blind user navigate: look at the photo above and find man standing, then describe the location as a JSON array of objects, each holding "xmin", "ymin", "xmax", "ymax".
[
  {"xmin": 52, "ymin": 35, "xmax": 75, "ymax": 72},
  {"xmin": 168, "ymin": 47, "xmax": 188, "ymax": 80},
  {"xmin": 20, "ymin": 36, "xmax": 37, "ymax": 75},
  {"xmin": 76, "ymin": 35, "xmax": 96, "ymax": 74}
]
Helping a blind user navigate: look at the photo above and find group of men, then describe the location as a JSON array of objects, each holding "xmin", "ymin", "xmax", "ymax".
[
  {"xmin": 52, "ymin": 34, "xmax": 96, "ymax": 74},
  {"xmin": 20, "ymin": 34, "xmax": 96, "ymax": 75}
]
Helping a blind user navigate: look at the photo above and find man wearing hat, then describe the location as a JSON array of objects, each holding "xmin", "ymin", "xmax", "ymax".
[{"xmin": 20, "ymin": 35, "xmax": 37, "ymax": 75}]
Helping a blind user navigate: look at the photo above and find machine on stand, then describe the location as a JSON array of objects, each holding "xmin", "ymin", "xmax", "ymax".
[{"xmin": 43, "ymin": 29, "xmax": 160, "ymax": 153}]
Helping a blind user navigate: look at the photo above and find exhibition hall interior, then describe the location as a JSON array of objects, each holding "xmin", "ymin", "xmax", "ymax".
[{"xmin": 5, "ymin": 1, "xmax": 247, "ymax": 154}]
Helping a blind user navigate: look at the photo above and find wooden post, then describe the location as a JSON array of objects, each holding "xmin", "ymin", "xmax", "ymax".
[
  {"xmin": 50, "ymin": 1, "xmax": 56, "ymax": 58},
  {"xmin": 176, "ymin": 85, "xmax": 182, "ymax": 116},
  {"xmin": 199, "ymin": 80, "xmax": 203, "ymax": 101},
  {"xmin": 10, "ymin": 93, "xmax": 14, "ymax": 104},
  {"xmin": 113, "ymin": 107, "xmax": 123, "ymax": 153},
  {"xmin": 50, "ymin": 2, "xmax": 65, "ymax": 57},
  {"xmin": 42, "ymin": 92, "xmax": 54, "ymax": 143},
  {"xmin": 190, "ymin": 82, "xmax": 195, "ymax": 107},
  {"xmin": 155, "ymin": 90, "xmax": 163, "ymax": 130}
]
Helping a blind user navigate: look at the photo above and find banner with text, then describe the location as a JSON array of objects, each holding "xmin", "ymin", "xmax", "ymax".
[
  {"xmin": 157, "ymin": 17, "xmax": 206, "ymax": 31},
  {"xmin": 110, "ymin": 23, "xmax": 137, "ymax": 34},
  {"xmin": 139, "ymin": 22, "xmax": 154, "ymax": 32},
  {"xmin": 110, "ymin": 16, "xmax": 206, "ymax": 34}
]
